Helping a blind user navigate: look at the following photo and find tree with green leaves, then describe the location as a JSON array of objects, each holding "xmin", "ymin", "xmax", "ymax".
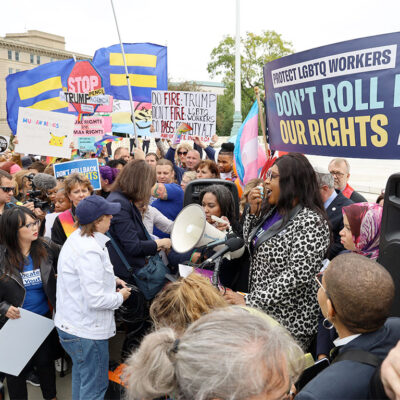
[{"xmin": 208, "ymin": 30, "xmax": 293, "ymax": 135}]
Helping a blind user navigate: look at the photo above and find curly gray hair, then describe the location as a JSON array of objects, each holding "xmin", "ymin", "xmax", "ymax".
[{"xmin": 124, "ymin": 306, "xmax": 305, "ymax": 400}]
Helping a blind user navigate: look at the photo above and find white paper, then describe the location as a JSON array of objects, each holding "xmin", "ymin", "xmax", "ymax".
[
  {"xmin": 0, "ymin": 308, "xmax": 54, "ymax": 376},
  {"xmin": 15, "ymin": 107, "xmax": 75, "ymax": 158},
  {"xmin": 179, "ymin": 264, "xmax": 194, "ymax": 278}
]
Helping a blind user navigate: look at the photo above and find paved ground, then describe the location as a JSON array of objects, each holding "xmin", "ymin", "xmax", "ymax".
[{"xmin": 4, "ymin": 333, "xmax": 124, "ymax": 400}]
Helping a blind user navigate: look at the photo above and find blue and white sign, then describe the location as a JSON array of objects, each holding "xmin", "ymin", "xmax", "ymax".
[
  {"xmin": 53, "ymin": 158, "xmax": 101, "ymax": 190},
  {"xmin": 78, "ymin": 137, "xmax": 96, "ymax": 152},
  {"xmin": 264, "ymin": 32, "xmax": 400, "ymax": 159}
]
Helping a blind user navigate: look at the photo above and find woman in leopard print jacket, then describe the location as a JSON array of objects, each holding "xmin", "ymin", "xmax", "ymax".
[{"xmin": 224, "ymin": 154, "xmax": 330, "ymax": 350}]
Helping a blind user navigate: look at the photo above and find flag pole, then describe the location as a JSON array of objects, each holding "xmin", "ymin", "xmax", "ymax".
[
  {"xmin": 110, "ymin": 0, "xmax": 138, "ymax": 146},
  {"xmin": 254, "ymin": 86, "xmax": 270, "ymax": 158}
]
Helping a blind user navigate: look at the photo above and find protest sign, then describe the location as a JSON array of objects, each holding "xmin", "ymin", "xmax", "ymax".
[
  {"xmin": 152, "ymin": 91, "xmax": 217, "ymax": 141},
  {"xmin": 74, "ymin": 116, "xmax": 112, "ymax": 136},
  {"xmin": 0, "ymin": 135, "xmax": 9, "ymax": 154},
  {"xmin": 53, "ymin": 158, "xmax": 101, "ymax": 189},
  {"xmin": 0, "ymin": 309, "xmax": 54, "ymax": 376},
  {"xmin": 68, "ymin": 95, "xmax": 113, "ymax": 113},
  {"xmin": 264, "ymin": 32, "xmax": 400, "ymax": 159},
  {"xmin": 78, "ymin": 137, "xmax": 96, "ymax": 152},
  {"xmin": 67, "ymin": 61, "xmax": 103, "ymax": 115},
  {"xmin": 15, "ymin": 107, "xmax": 74, "ymax": 158},
  {"xmin": 112, "ymin": 99, "xmax": 152, "ymax": 137}
]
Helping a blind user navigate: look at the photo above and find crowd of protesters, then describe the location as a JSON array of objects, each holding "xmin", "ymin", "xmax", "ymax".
[{"xmin": 0, "ymin": 135, "xmax": 400, "ymax": 400}]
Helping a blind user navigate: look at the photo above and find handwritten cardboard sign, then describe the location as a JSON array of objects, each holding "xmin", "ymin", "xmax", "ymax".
[{"xmin": 151, "ymin": 91, "xmax": 217, "ymax": 142}]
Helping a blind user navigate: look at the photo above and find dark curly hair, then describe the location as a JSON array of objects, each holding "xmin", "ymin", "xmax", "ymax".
[{"xmin": 261, "ymin": 153, "xmax": 327, "ymax": 224}]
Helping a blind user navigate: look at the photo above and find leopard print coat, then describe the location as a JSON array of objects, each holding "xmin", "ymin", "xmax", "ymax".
[{"xmin": 243, "ymin": 207, "xmax": 330, "ymax": 350}]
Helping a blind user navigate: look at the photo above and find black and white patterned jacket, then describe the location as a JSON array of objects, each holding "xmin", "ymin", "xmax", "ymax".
[{"xmin": 243, "ymin": 206, "xmax": 330, "ymax": 349}]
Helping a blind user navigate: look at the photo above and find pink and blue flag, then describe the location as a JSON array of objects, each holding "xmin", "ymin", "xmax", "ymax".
[{"xmin": 234, "ymin": 101, "xmax": 267, "ymax": 185}]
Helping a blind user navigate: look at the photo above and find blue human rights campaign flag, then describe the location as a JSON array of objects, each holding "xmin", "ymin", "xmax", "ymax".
[
  {"xmin": 92, "ymin": 43, "xmax": 167, "ymax": 103},
  {"xmin": 6, "ymin": 59, "xmax": 75, "ymax": 134}
]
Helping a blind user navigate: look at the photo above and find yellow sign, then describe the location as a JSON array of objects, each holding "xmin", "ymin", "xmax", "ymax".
[{"xmin": 88, "ymin": 87, "xmax": 105, "ymax": 97}]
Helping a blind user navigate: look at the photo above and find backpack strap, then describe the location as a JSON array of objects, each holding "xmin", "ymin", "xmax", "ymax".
[
  {"xmin": 332, "ymin": 349, "xmax": 382, "ymax": 368},
  {"xmin": 58, "ymin": 209, "xmax": 77, "ymax": 238}
]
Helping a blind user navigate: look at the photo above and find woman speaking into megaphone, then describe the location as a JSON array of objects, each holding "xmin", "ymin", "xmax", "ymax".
[{"xmin": 168, "ymin": 184, "xmax": 248, "ymax": 290}]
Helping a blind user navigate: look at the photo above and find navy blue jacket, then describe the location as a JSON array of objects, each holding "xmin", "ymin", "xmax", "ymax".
[
  {"xmin": 298, "ymin": 318, "xmax": 400, "ymax": 400},
  {"xmin": 107, "ymin": 191, "xmax": 157, "ymax": 280}
]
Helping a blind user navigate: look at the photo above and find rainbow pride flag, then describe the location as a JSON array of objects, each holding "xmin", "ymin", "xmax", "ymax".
[{"xmin": 94, "ymin": 135, "xmax": 123, "ymax": 156}]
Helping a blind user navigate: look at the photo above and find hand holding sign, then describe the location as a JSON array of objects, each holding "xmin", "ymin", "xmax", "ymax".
[{"xmin": 5, "ymin": 305, "xmax": 20, "ymax": 319}]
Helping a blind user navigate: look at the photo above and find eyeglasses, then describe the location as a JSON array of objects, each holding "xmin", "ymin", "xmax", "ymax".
[
  {"xmin": 21, "ymin": 220, "xmax": 40, "ymax": 230},
  {"xmin": 315, "ymin": 272, "xmax": 336, "ymax": 310},
  {"xmin": 0, "ymin": 186, "xmax": 14, "ymax": 193},
  {"xmin": 177, "ymin": 151, "xmax": 188, "ymax": 156},
  {"xmin": 329, "ymin": 170, "xmax": 345, "ymax": 177},
  {"xmin": 315, "ymin": 272, "xmax": 326, "ymax": 293},
  {"xmin": 265, "ymin": 169, "xmax": 280, "ymax": 181}
]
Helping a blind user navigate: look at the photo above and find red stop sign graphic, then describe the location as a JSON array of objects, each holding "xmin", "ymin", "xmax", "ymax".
[{"xmin": 67, "ymin": 61, "xmax": 103, "ymax": 115}]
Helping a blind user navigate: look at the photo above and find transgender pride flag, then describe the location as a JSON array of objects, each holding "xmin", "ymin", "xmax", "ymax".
[{"xmin": 234, "ymin": 101, "xmax": 267, "ymax": 185}]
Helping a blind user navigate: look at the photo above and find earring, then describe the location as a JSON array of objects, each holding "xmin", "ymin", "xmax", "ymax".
[{"xmin": 322, "ymin": 318, "xmax": 334, "ymax": 330}]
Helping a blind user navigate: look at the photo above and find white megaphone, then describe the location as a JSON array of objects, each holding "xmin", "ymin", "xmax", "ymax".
[{"xmin": 171, "ymin": 204, "xmax": 244, "ymax": 259}]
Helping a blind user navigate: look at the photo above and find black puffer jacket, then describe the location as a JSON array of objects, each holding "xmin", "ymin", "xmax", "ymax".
[{"xmin": 0, "ymin": 239, "xmax": 59, "ymax": 328}]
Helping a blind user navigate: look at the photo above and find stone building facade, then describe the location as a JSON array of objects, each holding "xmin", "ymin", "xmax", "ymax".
[{"xmin": 0, "ymin": 30, "xmax": 89, "ymax": 135}]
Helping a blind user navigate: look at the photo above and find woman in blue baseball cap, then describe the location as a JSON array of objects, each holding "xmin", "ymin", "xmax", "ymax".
[{"xmin": 55, "ymin": 195, "xmax": 131, "ymax": 400}]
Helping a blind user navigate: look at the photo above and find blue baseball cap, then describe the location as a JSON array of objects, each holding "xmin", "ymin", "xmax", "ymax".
[{"xmin": 75, "ymin": 195, "xmax": 121, "ymax": 225}]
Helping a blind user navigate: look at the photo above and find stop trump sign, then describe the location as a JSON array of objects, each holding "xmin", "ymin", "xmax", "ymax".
[{"xmin": 67, "ymin": 61, "xmax": 103, "ymax": 114}]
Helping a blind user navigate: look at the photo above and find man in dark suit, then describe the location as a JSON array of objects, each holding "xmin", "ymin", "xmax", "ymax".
[
  {"xmin": 315, "ymin": 167, "xmax": 353, "ymax": 260},
  {"xmin": 297, "ymin": 253, "xmax": 399, "ymax": 400}
]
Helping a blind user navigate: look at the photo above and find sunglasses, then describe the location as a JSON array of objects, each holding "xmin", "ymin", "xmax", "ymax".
[
  {"xmin": 177, "ymin": 151, "xmax": 188, "ymax": 156},
  {"xmin": 21, "ymin": 220, "xmax": 40, "ymax": 230},
  {"xmin": 0, "ymin": 186, "xmax": 14, "ymax": 193}
]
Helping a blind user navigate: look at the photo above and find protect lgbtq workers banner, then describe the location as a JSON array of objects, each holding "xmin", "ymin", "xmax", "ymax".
[{"xmin": 263, "ymin": 32, "xmax": 400, "ymax": 159}]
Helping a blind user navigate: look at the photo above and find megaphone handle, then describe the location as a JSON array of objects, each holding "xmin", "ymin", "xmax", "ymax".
[{"xmin": 211, "ymin": 257, "xmax": 222, "ymax": 288}]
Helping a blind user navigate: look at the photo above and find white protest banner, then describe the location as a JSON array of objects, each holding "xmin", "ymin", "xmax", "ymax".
[
  {"xmin": 15, "ymin": 107, "xmax": 74, "ymax": 158},
  {"xmin": 152, "ymin": 91, "xmax": 217, "ymax": 142},
  {"xmin": 60, "ymin": 91, "xmax": 111, "ymax": 105},
  {"xmin": 0, "ymin": 308, "xmax": 54, "ymax": 375}
]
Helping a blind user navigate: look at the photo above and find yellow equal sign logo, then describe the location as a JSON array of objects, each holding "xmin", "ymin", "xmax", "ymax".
[
  {"xmin": 109, "ymin": 53, "xmax": 157, "ymax": 88},
  {"xmin": 18, "ymin": 76, "xmax": 68, "ymax": 111},
  {"xmin": 109, "ymin": 53, "xmax": 157, "ymax": 68}
]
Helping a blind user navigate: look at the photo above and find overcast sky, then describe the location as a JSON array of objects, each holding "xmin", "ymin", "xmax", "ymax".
[{"xmin": 2, "ymin": 0, "xmax": 400, "ymax": 83}]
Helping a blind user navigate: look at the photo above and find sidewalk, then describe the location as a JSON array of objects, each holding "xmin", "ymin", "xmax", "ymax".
[{"xmin": 4, "ymin": 332, "xmax": 124, "ymax": 399}]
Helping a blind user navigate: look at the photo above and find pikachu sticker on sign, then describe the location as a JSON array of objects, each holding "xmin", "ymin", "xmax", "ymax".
[{"xmin": 49, "ymin": 132, "xmax": 67, "ymax": 147}]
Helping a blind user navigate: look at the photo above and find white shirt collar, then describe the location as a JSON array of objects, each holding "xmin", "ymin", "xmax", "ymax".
[
  {"xmin": 333, "ymin": 333, "xmax": 361, "ymax": 347},
  {"xmin": 324, "ymin": 190, "xmax": 338, "ymax": 209},
  {"xmin": 93, "ymin": 231, "xmax": 110, "ymax": 249}
]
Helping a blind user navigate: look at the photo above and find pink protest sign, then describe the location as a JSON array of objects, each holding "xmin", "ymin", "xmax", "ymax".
[{"xmin": 73, "ymin": 116, "xmax": 112, "ymax": 136}]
